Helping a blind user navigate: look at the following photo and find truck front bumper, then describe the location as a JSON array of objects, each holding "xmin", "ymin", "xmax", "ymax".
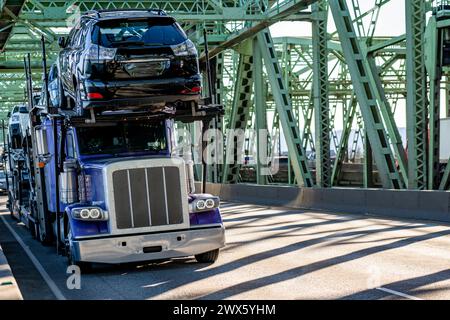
[{"xmin": 71, "ymin": 226, "xmax": 225, "ymax": 264}]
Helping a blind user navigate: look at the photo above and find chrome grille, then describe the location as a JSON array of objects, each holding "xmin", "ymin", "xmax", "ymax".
[{"xmin": 112, "ymin": 166, "xmax": 184, "ymax": 229}]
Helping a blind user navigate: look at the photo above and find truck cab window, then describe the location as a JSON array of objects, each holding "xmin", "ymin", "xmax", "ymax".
[{"xmin": 76, "ymin": 121, "xmax": 167, "ymax": 156}]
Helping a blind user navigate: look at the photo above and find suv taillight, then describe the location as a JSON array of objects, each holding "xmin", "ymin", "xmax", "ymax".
[
  {"xmin": 87, "ymin": 44, "xmax": 117, "ymax": 61},
  {"xmin": 171, "ymin": 39, "xmax": 197, "ymax": 57},
  {"xmin": 180, "ymin": 86, "xmax": 201, "ymax": 94}
]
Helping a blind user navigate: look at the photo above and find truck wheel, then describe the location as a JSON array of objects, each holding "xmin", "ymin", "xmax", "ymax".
[
  {"xmin": 7, "ymin": 196, "xmax": 16, "ymax": 220},
  {"xmin": 29, "ymin": 219, "xmax": 37, "ymax": 239},
  {"xmin": 195, "ymin": 249, "xmax": 220, "ymax": 263},
  {"xmin": 38, "ymin": 228, "xmax": 53, "ymax": 246},
  {"xmin": 67, "ymin": 250, "xmax": 92, "ymax": 273},
  {"xmin": 66, "ymin": 227, "xmax": 92, "ymax": 273}
]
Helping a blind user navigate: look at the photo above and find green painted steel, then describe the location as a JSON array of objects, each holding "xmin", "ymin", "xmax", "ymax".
[
  {"xmin": 222, "ymin": 51, "xmax": 254, "ymax": 184},
  {"xmin": 253, "ymin": 37, "xmax": 268, "ymax": 185},
  {"xmin": 329, "ymin": 0, "xmax": 404, "ymax": 189},
  {"xmin": 405, "ymin": 0, "xmax": 428, "ymax": 190},
  {"xmin": 425, "ymin": 15, "xmax": 443, "ymax": 190},
  {"xmin": 331, "ymin": 94, "xmax": 357, "ymax": 186},
  {"xmin": 312, "ymin": 0, "xmax": 330, "ymax": 187},
  {"xmin": 257, "ymin": 28, "xmax": 314, "ymax": 187}
]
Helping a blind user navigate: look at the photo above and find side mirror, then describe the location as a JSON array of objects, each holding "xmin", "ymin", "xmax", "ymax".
[
  {"xmin": 35, "ymin": 126, "xmax": 49, "ymax": 157},
  {"xmin": 58, "ymin": 36, "xmax": 67, "ymax": 48},
  {"xmin": 7, "ymin": 112, "xmax": 11, "ymax": 118}
]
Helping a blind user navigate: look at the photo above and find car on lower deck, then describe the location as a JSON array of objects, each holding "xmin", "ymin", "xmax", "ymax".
[{"xmin": 7, "ymin": 105, "xmax": 29, "ymax": 149}]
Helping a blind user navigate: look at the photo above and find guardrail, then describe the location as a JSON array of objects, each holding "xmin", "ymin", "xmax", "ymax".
[{"xmin": 200, "ymin": 183, "xmax": 450, "ymax": 223}]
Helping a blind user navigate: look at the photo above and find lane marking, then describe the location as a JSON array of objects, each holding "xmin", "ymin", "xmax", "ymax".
[
  {"xmin": 0, "ymin": 215, "xmax": 66, "ymax": 300},
  {"xmin": 376, "ymin": 287, "xmax": 423, "ymax": 300}
]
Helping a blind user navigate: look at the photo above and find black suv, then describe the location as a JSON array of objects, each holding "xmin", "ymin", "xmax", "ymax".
[{"xmin": 57, "ymin": 9, "xmax": 201, "ymax": 115}]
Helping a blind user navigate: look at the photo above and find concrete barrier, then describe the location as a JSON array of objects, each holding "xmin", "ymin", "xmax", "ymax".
[
  {"xmin": 0, "ymin": 243, "xmax": 23, "ymax": 300},
  {"xmin": 197, "ymin": 182, "xmax": 450, "ymax": 223}
]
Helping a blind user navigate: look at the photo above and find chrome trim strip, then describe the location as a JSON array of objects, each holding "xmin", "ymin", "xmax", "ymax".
[
  {"xmin": 127, "ymin": 169, "xmax": 134, "ymax": 228},
  {"xmin": 144, "ymin": 168, "xmax": 152, "ymax": 226},
  {"xmin": 162, "ymin": 167, "xmax": 169, "ymax": 224},
  {"xmin": 120, "ymin": 58, "xmax": 170, "ymax": 63}
]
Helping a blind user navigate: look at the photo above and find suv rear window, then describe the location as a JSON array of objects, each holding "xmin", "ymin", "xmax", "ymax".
[{"xmin": 92, "ymin": 18, "xmax": 187, "ymax": 47}]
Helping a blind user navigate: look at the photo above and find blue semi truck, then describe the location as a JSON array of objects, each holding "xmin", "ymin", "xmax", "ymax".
[
  {"xmin": 6, "ymin": 102, "xmax": 225, "ymax": 270},
  {"xmin": 5, "ymin": 21, "xmax": 225, "ymax": 268}
]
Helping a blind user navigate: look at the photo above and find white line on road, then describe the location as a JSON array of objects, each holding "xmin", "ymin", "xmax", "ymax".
[
  {"xmin": 0, "ymin": 215, "xmax": 66, "ymax": 300},
  {"xmin": 376, "ymin": 287, "xmax": 423, "ymax": 300}
]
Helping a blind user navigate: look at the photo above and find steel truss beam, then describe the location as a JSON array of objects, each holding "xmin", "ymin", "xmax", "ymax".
[
  {"xmin": 426, "ymin": 15, "xmax": 442, "ymax": 190},
  {"xmin": 201, "ymin": 0, "xmax": 317, "ymax": 62},
  {"xmin": 257, "ymin": 29, "xmax": 314, "ymax": 187},
  {"xmin": 253, "ymin": 37, "xmax": 268, "ymax": 185},
  {"xmin": 223, "ymin": 51, "xmax": 254, "ymax": 184},
  {"xmin": 330, "ymin": 0, "xmax": 404, "ymax": 189},
  {"xmin": 405, "ymin": 0, "xmax": 428, "ymax": 190},
  {"xmin": 312, "ymin": 0, "xmax": 330, "ymax": 187}
]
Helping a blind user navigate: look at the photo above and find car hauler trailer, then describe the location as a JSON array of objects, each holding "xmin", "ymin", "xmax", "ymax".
[{"xmin": 6, "ymin": 34, "xmax": 225, "ymax": 270}]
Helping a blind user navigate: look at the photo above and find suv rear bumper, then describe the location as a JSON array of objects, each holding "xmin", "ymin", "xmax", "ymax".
[
  {"xmin": 81, "ymin": 75, "xmax": 201, "ymax": 110},
  {"xmin": 71, "ymin": 225, "xmax": 225, "ymax": 264}
]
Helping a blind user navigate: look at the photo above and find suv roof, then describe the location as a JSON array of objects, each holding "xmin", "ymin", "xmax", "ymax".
[{"xmin": 83, "ymin": 9, "xmax": 168, "ymax": 21}]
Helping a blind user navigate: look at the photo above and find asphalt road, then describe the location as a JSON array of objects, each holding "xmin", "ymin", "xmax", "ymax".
[{"xmin": 1, "ymin": 196, "xmax": 450, "ymax": 300}]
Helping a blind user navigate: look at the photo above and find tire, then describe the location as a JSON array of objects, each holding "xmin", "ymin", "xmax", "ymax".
[
  {"xmin": 57, "ymin": 78, "xmax": 67, "ymax": 110},
  {"xmin": 74, "ymin": 85, "xmax": 89, "ymax": 117},
  {"xmin": 37, "ymin": 213, "xmax": 54, "ymax": 246},
  {"xmin": 7, "ymin": 193, "xmax": 16, "ymax": 219},
  {"xmin": 195, "ymin": 249, "xmax": 220, "ymax": 263},
  {"xmin": 66, "ymin": 225, "xmax": 92, "ymax": 273},
  {"xmin": 67, "ymin": 251, "xmax": 92, "ymax": 273},
  {"xmin": 38, "ymin": 225, "xmax": 53, "ymax": 246},
  {"xmin": 75, "ymin": 85, "xmax": 81, "ymax": 113},
  {"xmin": 29, "ymin": 219, "xmax": 37, "ymax": 239}
]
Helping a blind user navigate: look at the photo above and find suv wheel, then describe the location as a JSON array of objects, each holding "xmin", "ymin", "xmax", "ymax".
[
  {"xmin": 74, "ymin": 86, "xmax": 89, "ymax": 117},
  {"xmin": 57, "ymin": 78, "xmax": 67, "ymax": 110}
]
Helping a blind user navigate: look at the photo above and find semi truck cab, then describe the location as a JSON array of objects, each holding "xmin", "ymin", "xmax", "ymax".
[{"xmin": 28, "ymin": 116, "xmax": 225, "ymax": 267}]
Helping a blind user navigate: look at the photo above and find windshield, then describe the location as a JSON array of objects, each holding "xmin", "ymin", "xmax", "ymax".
[
  {"xmin": 76, "ymin": 121, "xmax": 167, "ymax": 156},
  {"xmin": 92, "ymin": 18, "xmax": 186, "ymax": 47}
]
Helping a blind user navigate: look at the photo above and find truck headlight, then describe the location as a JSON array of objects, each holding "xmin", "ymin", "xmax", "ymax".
[
  {"xmin": 80, "ymin": 208, "xmax": 90, "ymax": 219},
  {"xmin": 89, "ymin": 208, "xmax": 101, "ymax": 219},
  {"xmin": 196, "ymin": 200, "xmax": 206, "ymax": 210},
  {"xmin": 190, "ymin": 196, "xmax": 219, "ymax": 213},
  {"xmin": 72, "ymin": 207, "xmax": 107, "ymax": 221}
]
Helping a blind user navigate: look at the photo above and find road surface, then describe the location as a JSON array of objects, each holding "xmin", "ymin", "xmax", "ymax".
[{"xmin": 1, "ymin": 196, "xmax": 450, "ymax": 300}]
